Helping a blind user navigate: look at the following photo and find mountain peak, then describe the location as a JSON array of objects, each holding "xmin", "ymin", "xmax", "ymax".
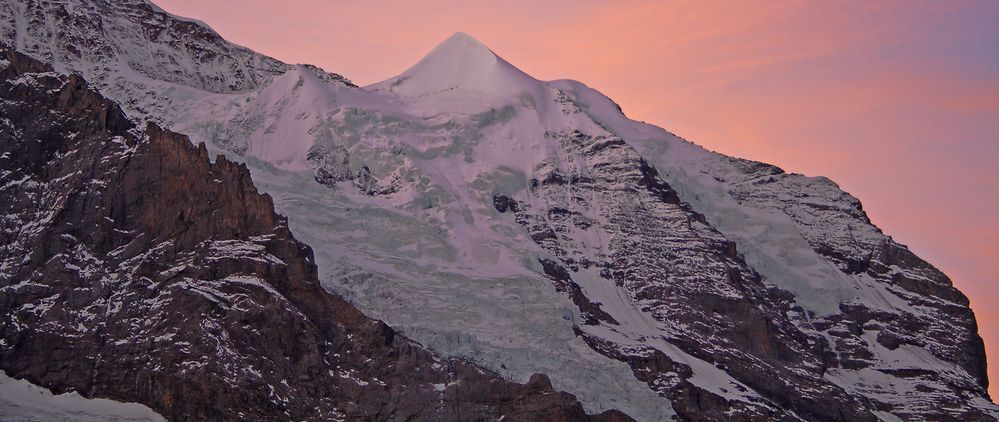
[
  {"xmin": 437, "ymin": 31, "xmax": 492, "ymax": 57},
  {"xmin": 370, "ymin": 32, "xmax": 537, "ymax": 99},
  {"xmin": 416, "ymin": 31, "xmax": 500, "ymax": 80}
]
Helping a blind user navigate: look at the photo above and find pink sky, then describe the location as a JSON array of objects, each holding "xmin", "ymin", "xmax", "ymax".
[{"xmin": 157, "ymin": 0, "xmax": 999, "ymax": 397}]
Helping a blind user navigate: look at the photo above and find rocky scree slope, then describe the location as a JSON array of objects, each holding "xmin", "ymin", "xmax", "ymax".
[{"xmin": 0, "ymin": 50, "xmax": 631, "ymax": 422}]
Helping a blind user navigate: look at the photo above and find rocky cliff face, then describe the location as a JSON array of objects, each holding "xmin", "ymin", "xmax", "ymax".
[
  {"xmin": 0, "ymin": 50, "xmax": 629, "ymax": 421},
  {"xmin": 492, "ymin": 128, "xmax": 875, "ymax": 420},
  {"xmin": 713, "ymin": 156, "xmax": 991, "ymax": 414}
]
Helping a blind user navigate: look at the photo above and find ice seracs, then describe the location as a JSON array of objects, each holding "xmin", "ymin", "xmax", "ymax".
[{"xmin": 370, "ymin": 32, "xmax": 540, "ymax": 103}]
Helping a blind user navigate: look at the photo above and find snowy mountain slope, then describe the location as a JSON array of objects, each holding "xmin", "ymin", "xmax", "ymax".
[
  {"xmin": 1, "ymin": 1, "xmax": 995, "ymax": 420},
  {"xmin": 0, "ymin": 50, "xmax": 629, "ymax": 421},
  {"xmin": 0, "ymin": 4, "xmax": 673, "ymax": 421},
  {"xmin": 551, "ymin": 79, "xmax": 993, "ymax": 417},
  {"xmin": 0, "ymin": 0, "xmax": 287, "ymax": 92},
  {"xmin": 0, "ymin": 371, "xmax": 165, "ymax": 422}
]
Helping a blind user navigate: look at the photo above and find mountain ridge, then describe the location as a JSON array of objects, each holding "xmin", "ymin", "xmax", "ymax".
[
  {"xmin": 0, "ymin": 48, "xmax": 630, "ymax": 421},
  {"xmin": 0, "ymin": 1, "xmax": 994, "ymax": 420}
]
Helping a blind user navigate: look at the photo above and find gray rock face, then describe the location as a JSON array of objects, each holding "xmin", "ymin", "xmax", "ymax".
[
  {"xmin": 0, "ymin": 50, "xmax": 630, "ymax": 422},
  {"xmin": 726, "ymin": 157, "xmax": 986, "ymax": 378},
  {"xmin": 696, "ymin": 156, "xmax": 992, "ymax": 418},
  {"xmin": 494, "ymin": 128, "xmax": 874, "ymax": 420}
]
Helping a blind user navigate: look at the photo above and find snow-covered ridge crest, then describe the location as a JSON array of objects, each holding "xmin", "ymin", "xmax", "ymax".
[
  {"xmin": 370, "ymin": 32, "xmax": 540, "ymax": 100},
  {"xmin": 0, "ymin": 0, "xmax": 288, "ymax": 93}
]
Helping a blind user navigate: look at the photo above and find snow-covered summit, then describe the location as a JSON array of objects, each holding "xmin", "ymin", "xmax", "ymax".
[{"xmin": 370, "ymin": 32, "xmax": 539, "ymax": 100}]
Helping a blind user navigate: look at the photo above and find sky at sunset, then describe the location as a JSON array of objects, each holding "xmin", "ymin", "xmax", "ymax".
[{"xmin": 156, "ymin": 0, "xmax": 999, "ymax": 397}]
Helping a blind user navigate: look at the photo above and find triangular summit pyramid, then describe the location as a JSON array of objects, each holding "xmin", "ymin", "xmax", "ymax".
[{"xmin": 371, "ymin": 32, "xmax": 538, "ymax": 98}]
